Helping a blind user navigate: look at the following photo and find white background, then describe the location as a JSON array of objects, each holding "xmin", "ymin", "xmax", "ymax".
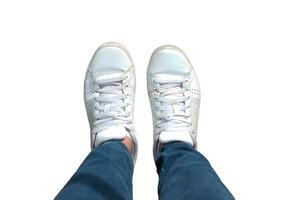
[{"xmin": 0, "ymin": 0, "xmax": 282, "ymax": 199}]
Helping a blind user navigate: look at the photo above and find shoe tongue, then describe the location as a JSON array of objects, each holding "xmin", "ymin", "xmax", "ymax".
[
  {"xmin": 94, "ymin": 125, "xmax": 128, "ymax": 147},
  {"xmin": 159, "ymin": 131, "xmax": 194, "ymax": 145},
  {"xmin": 100, "ymin": 80, "xmax": 124, "ymax": 115},
  {"xmin": 161, "ymin": 83, "xmax": 185, "ymax": 114}
]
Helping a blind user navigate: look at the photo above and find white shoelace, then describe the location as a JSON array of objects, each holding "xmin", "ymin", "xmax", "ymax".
[
  {"xmin": 93, "ymin": 74, "xmax": 133, "ymax": 133},
  {"xmin": 154, "ymin": 79, "xmax": 192, "ymax": 134}
]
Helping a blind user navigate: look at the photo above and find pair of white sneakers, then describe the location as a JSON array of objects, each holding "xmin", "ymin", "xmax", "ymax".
[{"xmin": 84, "ymin": 42, "xmax": 200, "ymax": 163}]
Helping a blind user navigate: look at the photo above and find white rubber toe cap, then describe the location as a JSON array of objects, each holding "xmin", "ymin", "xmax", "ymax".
[
  {"xmin": 88, "ymin": 42, "xmax": 133, "ymax": 76},
  {"xmin": 148, "ymin": 45, "xmax": 193, "ymax": 75}
]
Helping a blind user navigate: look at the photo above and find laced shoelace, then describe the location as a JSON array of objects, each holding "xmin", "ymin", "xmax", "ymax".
[
  {"xmin": 93, "ymin": 74, "xmax": 133, "ymax": 133},
  {"xmin": 154, "ymin": 79, "xmax": 192, "ymax": 134}
]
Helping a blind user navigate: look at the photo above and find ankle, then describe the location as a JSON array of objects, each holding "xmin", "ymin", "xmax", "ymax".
[{"xmin": 121, "ymin": 136, "xmax": 133, "ymax": 153}]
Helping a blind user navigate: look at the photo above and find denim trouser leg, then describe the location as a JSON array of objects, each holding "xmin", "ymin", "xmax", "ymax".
[
  {"xmin": 156, "ymin": 142, "xmax": 235, "ymax": 200},
  {"xmin": 55, "ymin": 141, "xmax": 133, "ymax": 200}
]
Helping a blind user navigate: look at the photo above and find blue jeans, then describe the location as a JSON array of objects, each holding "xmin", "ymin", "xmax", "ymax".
[{"xmin": 55, "ymin": 141, "xmax": 235, "ymax": 200}]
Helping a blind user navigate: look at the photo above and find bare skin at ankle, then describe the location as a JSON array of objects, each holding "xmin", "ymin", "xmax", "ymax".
[{"xmin": 121, "ymin": 136, "xmax": 133, "ymax": 153}]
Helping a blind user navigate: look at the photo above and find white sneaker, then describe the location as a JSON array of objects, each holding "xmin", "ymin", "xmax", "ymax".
[
  {"xmin": 147, "ymin": 45, "xmax": 201, "ymax": 159},
  {"xmin": 84, "ymin": 42, "xmax": 137, "ymax": 162}
]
